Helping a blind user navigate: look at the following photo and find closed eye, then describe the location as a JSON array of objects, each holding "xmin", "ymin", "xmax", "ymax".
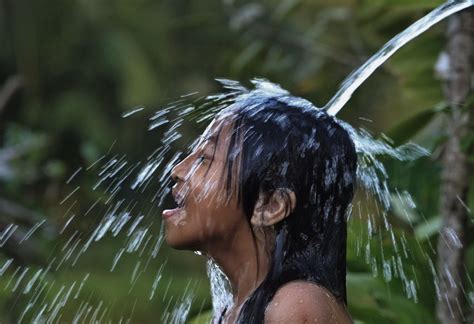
[
  {"xmin": 197, "ymin": 155, "xmax": 206, "ymax": 163},
  {"xmin": 196, "ymin": 152, "xmax": 213, "ymax": 165}
]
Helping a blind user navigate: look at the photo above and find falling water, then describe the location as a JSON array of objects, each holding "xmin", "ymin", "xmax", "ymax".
[
  {"xmin": 0, "ymin": 79, "xmax": 432, "ymax": 322},
  {"xmin": 325, "ymin": 0, "xmax": 474, "ymax": 116},
  {"xmin": 1, "ymin": 1, "xmax": 473, "ymax": 323}
]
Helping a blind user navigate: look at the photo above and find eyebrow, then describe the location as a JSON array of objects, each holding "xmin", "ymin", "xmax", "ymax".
[{"xmin": 202, "ymin": 134, "xmax": 218, "ymax": 145}]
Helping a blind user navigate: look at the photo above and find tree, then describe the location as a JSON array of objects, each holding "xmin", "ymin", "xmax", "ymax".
[{"xmin": 436, "ymin": 8, "xmax": 474, "ymax": 324}]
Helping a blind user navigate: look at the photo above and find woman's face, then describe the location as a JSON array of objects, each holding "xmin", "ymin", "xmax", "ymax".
[{"xmin": 163, "ymin": 116, "xmax": 247, "ymax": 251}]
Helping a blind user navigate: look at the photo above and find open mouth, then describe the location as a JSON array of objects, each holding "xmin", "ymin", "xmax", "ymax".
[
  {"xmin": 162, "ymin": 190, "xmax": 185, "ymax": 219},
  {"xmin": 174, "ymin": 190, "xmax": 185, "ymax": 208}
]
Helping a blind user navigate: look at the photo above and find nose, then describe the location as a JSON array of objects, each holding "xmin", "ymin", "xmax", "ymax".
[
  {"xmin": 170, "ymin": 157, "xmax": 188, "ymax": 183},
  {"xmin": 170, "ymin": 164, "xmax": 183, "ymax": 183}
]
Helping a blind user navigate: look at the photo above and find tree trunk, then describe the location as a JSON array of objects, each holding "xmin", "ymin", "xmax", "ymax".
[{"xmin": 436, "ymin": 8, "xmax": 474, "ymax": 324}]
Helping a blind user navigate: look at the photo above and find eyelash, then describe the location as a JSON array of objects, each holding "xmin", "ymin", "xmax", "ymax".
[{"xmin": 197, "ymin": 155, "xmax": 207, "ymax": 164}]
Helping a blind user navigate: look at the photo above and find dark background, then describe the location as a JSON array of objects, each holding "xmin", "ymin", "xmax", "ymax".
[{"xmin": 0, "ymin": 0, "xmax": 472, "ymax": 323}]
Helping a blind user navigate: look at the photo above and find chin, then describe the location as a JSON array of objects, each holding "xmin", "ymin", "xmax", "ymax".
[{"xmin": 164, "ymin": 230, "xmax": 201, "ymax": 251}]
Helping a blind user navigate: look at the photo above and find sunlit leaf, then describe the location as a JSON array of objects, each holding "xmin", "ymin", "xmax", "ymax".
[
  {"xmin": 414, "ymin": 216, "xmax": 441, "ymax": 241},
  {"xmin": 390, "ymin": 192, "xmax": 420, "ymax": 224}
]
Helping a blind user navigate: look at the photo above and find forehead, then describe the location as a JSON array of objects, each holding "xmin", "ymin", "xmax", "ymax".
[
  {"xmin": 200, "ymin": 115, "xmax": 237, "ymax": 148},
  {"xmin": 199, "ymin": 114, "xmax": 243, "ymax": 201}
]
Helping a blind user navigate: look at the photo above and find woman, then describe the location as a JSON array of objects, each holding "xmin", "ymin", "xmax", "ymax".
[{"xmin": 162, "ymin": 82, "xmax": 357, "ymax": 323}]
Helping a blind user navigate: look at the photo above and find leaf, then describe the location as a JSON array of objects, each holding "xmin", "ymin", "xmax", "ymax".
[
  {"xmin": 43, "ymin": 159, "xmax": 66, "ymax": 178},
  {"xmin": 188, "ymin": 309, "xmax": 213, "ymax": 324},
  {"xmin": 273, "ymin": 0, "xmax": 302, "ymax": 21},
  {"xmin": 390, "ymin": 192, "xmax": 420, "ymax": 224},
  {"xmin": 414, "ymin": 217, "xmax": 441, "ymax": 241},
  {"xmin": 347, "ymin": 272, "xmax": 434, "ymax": 323},
  {"xmin": 387, "ymin": 103, "xmax": 448, "ymax": 145}
]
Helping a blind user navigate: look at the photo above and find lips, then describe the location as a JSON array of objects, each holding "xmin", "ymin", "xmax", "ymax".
[{"xmin": 162, "ymin": 207, "xmax": 182, "ymax": 219}]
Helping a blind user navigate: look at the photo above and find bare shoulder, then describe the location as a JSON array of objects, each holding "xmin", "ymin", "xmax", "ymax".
[{"xmin": 264, "ymin": 281, "xmax": 352, "ymax": 323}]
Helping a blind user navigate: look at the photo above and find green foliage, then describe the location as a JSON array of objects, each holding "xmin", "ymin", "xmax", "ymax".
[
  {"xmin": 189, "ymin": 310, "xmax": 213, "ymax": 324},
  {"xmin": 347, "ymin": 272, "xmax": 435, "ymax": 323},
  {"xmin": 387, "ymin": 103, "xmax": 447, "ymax": 145},
  {"xmin": 0, "ymin": 0, "xmax": 472, "ymax": 323}
]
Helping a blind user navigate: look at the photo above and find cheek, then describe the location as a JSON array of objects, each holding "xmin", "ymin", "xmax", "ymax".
[
  {"xmin": 192, "ymin": 177, "xmax": 225, "ymax": 205},
  {"xmin": 164, "ymin": 167, "xmax": 240, "ymax": 249},
  {"xmin": 164, "ymin": 218, "xmax": 201, "ymax": 250},
  {"xmin": 164, "ymin": 202, "xmax": 243, "ymax": 250},
  {"xmin": 163, "ymin": 203, "xmax": 216, "ymax": 249}
]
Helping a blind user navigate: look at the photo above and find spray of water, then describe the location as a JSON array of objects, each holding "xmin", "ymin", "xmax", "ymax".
[{"xmin": 2, "ymin": 1, "xmax": 473, "ymax": 322}]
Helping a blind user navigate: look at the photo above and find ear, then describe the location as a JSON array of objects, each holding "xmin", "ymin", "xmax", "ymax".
[{"xmin": 250, "ymin": 188, "xmax": 296, "ymax": 227}]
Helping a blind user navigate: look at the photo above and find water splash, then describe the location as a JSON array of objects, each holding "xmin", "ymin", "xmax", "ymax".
[
  {"xmin": 207, "ymin": 259, "xmax": 233, "ymax": 319},
  {"xmin": 3, "ymin": 2, "xmax": 473, "ymax": 322},
  {"xmin": 0, "ymin": 78, "xmax": 459, "ymax": 322}
]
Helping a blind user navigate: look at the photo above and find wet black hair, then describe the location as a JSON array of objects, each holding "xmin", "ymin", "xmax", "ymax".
[{"xmin": 215, "ymin": 92, "xmax": 357, "ymax": 323}]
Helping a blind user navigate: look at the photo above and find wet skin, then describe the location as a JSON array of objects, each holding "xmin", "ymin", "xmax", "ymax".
[
  {"xmin": 163, "ymin": 115, "xmax": 352, "ymax": 323},
  {"xmin": 163, "ymin": 116, "xmax": 248, "ymax": 252}
]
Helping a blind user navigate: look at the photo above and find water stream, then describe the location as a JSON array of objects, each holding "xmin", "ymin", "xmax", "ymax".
[{"xmin": 325, "ymin": 0, "xmax": 474, "ymax": 116}]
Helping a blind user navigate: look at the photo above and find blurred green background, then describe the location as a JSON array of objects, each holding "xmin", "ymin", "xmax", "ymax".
[{"xmin": 0, "ymin": 0, "xmax": 473, "ymax": 323}]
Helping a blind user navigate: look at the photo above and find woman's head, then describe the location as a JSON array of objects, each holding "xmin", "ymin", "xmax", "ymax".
[
  {"xmin": 164, "ymin": 83, "xmax": 357, "ymax": 322},
  {"xmin": 164, "ymin": 116, "xmax": 249, "ymax": 250}
]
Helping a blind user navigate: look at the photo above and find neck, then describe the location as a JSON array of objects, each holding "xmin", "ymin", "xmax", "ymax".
[{"xmin": 205, "ymin": 225, "xmax": 270, "ymax": 306}]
